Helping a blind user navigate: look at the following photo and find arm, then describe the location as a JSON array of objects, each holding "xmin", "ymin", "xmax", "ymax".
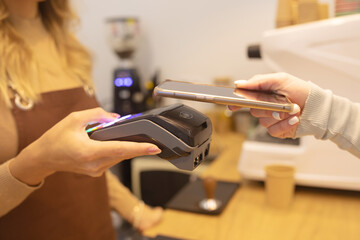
[
  {"xmin": 0, "ymin": 100, "xmax": 42, "ymax": 217},
  {"xmin": 106, "ymin": 170, "xmax": 163, "ymax": 231},
  {"xmin": 106, "ymin": 170, "xmax": 139, "ymax": 222},
  {"xmin": 296, "ymin": 82, "xmax": 360, "ymax": 158},
  {"xmin": 0, "ymin": 160, "xmax": 43, "ymax": 217}
]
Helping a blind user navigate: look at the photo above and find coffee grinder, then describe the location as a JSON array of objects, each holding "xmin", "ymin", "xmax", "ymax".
[{"xmin": 106, "ymin": 17, "xmax": 145, "ymax": 115}]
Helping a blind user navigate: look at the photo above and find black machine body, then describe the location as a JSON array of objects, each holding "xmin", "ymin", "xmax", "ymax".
[{"xmin": 87, "ymin": 104, "xmax": 212, "ymax": 171}]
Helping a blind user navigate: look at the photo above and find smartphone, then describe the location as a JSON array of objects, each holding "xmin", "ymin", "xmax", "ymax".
[{"xmin": 154, "ymin": 79, "xmax": 295, "ymax": 112}]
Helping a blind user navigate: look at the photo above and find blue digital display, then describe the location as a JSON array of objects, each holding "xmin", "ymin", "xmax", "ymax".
[{"xmin": 114, "ymin": 77, "xmax": 133, "ymax": 87}]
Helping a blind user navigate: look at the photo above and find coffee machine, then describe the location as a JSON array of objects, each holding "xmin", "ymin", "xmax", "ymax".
[
  {"xmin": 106, "ymin": 17, "xmax": 146, "ymax": 115},
  {"xmin": 241, "ymin": 14, "xmax": 360, "ymax": 191}
]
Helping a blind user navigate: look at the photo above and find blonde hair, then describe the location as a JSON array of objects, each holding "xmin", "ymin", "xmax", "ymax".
[{"xmin": 0, "ymin": 0, "xmax": 93, "ymax": 107}]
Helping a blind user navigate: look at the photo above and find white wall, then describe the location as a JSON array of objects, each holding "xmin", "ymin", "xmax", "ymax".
[{"xmin": 74, "ymin": 0, "xmax": 279, "ymax": 110}]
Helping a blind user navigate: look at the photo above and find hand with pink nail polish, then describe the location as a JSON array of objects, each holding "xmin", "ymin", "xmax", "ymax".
[
  {"xmin": 229, "ymin": 72, "xmax": 311, "ymax": 139},
  {"xmin": 10, "ymin": 108, "xmax": 161, "ymax": 186}
]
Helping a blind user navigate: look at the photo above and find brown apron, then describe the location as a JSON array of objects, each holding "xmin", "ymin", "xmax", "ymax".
[{"xmin": 0, "ymin": 88, "xmax": 116, "ymax": 240}]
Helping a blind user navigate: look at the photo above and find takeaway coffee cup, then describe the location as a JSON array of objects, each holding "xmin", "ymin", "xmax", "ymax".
[{"xmin": 265, "ymin": 164, "xmax": 295, "ymax": 208}]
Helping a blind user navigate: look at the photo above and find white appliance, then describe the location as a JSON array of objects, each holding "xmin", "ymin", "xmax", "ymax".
[{"xmin": 239, "ymin": 14, "xmax": 360, "ymax": 191}]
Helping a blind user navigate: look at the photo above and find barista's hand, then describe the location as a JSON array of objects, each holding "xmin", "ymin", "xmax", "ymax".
[
  {"xmin": 10, "ymin": 108, "xmax": 161, "ymax": 186},
  {"xmin": 229, "ymin": 72, "xmax": 310, "ymax": 138},
  {"xmin": 137, "ymin": 205, "xmax": 163, "ymax": 232}
]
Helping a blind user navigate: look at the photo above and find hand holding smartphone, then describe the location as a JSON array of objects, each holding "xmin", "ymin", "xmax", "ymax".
[{"xmin": 154, "ymin": 80, "xmax": 296, "ymax": 113}]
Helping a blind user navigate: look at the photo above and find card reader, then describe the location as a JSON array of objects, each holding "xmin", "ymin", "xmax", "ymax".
[{"xmin": 87, "ymin": 104, "xmax": 212, "ymax": 170}]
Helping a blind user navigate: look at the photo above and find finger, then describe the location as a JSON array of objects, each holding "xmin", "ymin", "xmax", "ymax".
[
  {"xmin": 90, "ymin": 155, "xmax": 137, "ymax": 176},
  {"xmin": 75, "ymin": 157, "xmax": 115, "ymax": 177},
  {"xmin": 92, "ymin": 160, "xmax": 119, "ymax": 176},
  {"xmin": 250, "ymin": 108, "xmax": 274, "ymax": 118},
  {"xmin": 267, "ymin": 116, "xmax": 300, "ymax": 138},
  {"xmin": 258, "ymin": 117, "xmax": 279, "ymax": 128},
  {"xmin": 234, "ymin": 72, "xmax": 289, "ymax": 92},
  {"xmin": 250, "ymin": 105, "xmax": 300, "ymax": 120},
  {"xmin": 70, "ymin": 108, "xmax": 120, "ymax": 128},
  {"xmin": 228, "ymin": 105, "xmax": 242, "ymax": 111},
  {"xmin": 250, "ymin": 108, "xmax": 288, "ymax": 120},
  {"xmin": 88, "ymin": 141, "xmax": 162, "ymax": 159}
]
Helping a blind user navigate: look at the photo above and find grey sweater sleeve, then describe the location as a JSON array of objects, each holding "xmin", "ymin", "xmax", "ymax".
[{"xmin": 295, "ymin": 82, "xmax": 360, "ymax": 158}]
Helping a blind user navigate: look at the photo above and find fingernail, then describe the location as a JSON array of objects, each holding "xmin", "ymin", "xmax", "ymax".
[
  {"xmin": 272, "ymin": 112, "xmax": 281, "ymax": 120},
  {"xmin": 148, "ymin": 146, "xmax": 161, "ymax": 154},
  {"xmin": 288, "ymin": 116, "xmax": 299, "ymax": 125},
  {"xmin": 111, "ymin": 113, "xmax": 120, "ymax": 118},
  {"xmin": 234, "ymin": 80, "xmax": 248, "ymax": 85},
  {"xmin": 289, "ymin": 104, "xmax": 300, "ymax": 115}
]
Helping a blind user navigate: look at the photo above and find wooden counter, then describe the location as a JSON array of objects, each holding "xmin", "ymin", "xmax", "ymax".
[{"xmin": 144, "ymin": 133, "xmax": 360, "ymax": 240}]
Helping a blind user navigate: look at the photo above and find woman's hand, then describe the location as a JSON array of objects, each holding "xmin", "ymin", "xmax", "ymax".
[
  {"xmin": 9, "ymin": 108, "xmax": 161, "ymax": 186},
  {"xmin": 229, "ymin": 72, "xmax": 311, "ymax": 139}
]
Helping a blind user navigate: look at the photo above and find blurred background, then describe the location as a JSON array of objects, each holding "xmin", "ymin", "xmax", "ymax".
[{"xmin": 74, "ymin": 0, "xmax": 335, "ymax": 112}]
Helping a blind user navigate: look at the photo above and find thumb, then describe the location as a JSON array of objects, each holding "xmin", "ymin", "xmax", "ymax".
[
  {"xmin": 71, "ymin": 107, "xmax": 120, "ymax": 128},
  {"xmin": 234, "ymin": 73, "xmax": 288, "ymax": 92},
  {"xmin": 89, "ymin": 141, "xmax": 162, "ymax": 158}
]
